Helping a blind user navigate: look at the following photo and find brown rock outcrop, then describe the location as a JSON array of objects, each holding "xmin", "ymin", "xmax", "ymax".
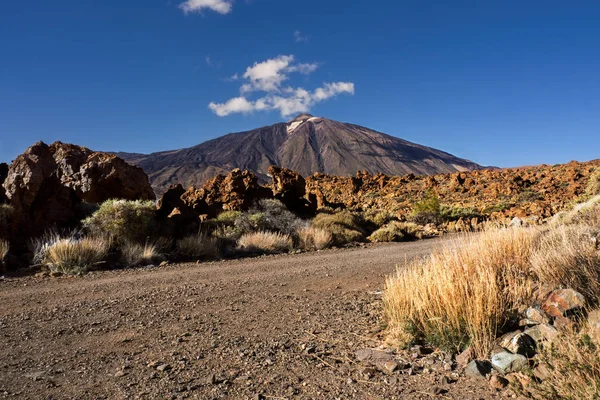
[
  {"xmin": 0, "ymin": 163, "xmax": 8, "ymax": 203},
  {"xmin": 3, "ymin": 141, "xmax": 155, "ymax": 239},
  {"xmin": 268, "ymin": 166, "xmax": 314, "ymax": 215}
]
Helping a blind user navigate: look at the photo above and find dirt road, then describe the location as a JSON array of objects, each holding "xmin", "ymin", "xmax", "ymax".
[{"xmin": 0, "ymin": 238, "xmax": 500, "ymax": 399}]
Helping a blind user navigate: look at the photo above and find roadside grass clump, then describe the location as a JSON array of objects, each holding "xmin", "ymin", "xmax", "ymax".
[
  {"xmin": 120, "ymin": 241, "xmax": 165, "ymax": 267},
  {"xmin": 34, "ymin": 234, "xmax": 110, "ymax": 275},
  {"xmin": 384, "ymin": 198, "xmax": 600, "ymax": 358},
  {"xmin": 534, "ymin": 324, "xmax": 600, "ymax": 399},
  {"xmin": 312, "ymin": 210, "xmax": 366, "ymax": 246},
  {"xmin": 83, "ymin": 199, "xmax": 157, "ymax": 243},
  {"xmin": 368, "ymin": 221, "xmax": 422, "ymax": 243},
  {"xmin": 384, "ymin": 228, "xmax": 538, "ymax": 356},
  {"xmin": 0, "ymin": 239, "xmax": 9, "ymax": 265},
  {"xmin": 409, "ymin": 189, "xmax": 442, "ymax": 224},
  {"xmin": 176, "ymin": 233, "xmax": 219, "ymax": 260},
  {"xmin": 297, "ymin": 226, "xmax": 333, "ymax": 250},
  {"xmin": 238, "ymin": 231, "xmax": 293, "ymax": 254}
]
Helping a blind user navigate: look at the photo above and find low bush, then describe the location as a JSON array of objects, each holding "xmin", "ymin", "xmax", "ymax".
[
  {"xmin": 36, "ymin": 235, "xmax": 110, "ymax": 275},
  {"xmin": 83, "ymin": 199, "xmax": 156, "ymax": 243},
  {"xmin": 238, "ymin": 231, "xmax": 292, "ymax": 254},
  {"xmin": 256, "ymin": 199, "xmax": 303, "ymax": 236},
  {"xmin": 0, "ymin": 204, "xmax": 13, "ymax": 235},
  {"xmin": 368, "ymin": 221, "xmax": 421, "ymax": 243},
  {"xmin": 409, "ymin": 189, "xmax": 442, "ymax": 224},
  {"xmin": 121, "ymin": 241, "xmax": 164, "ymax": 267},
  {"xmin": 177, "ymin": 234, "xmax": 219, "ymax": 260},
  {"xmin": 312, "ymin": 211, "xmax": 366, "ymax": 246},
  {"xmin": 362, "ymin": 209, "xmax": 396, "ymax": 228},
  {"xmin": 440, "ymin": 206, "xmax": 481, "ymax": 221},
  {"xmin": 297, "ymin": 227, "xmax": 333, "ymax": 250}
]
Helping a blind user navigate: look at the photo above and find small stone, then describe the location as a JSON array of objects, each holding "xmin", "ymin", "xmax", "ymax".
[
  {"xmin": 383, "ymin": 360, "xmax": 398, "ymax": 373},
  {"xmin": 147, "ymin": 361, "xmax": 161, "ymax": 368},
  {"xmin": 553, "ymin": 315, "xmax": 576, "ymax": 330},
  {"xmin": 509, "ymin": 217, "xmax": 523, "ymax": 227},
  {"xmin": 114, "ymin": 370, "xmax": 127, "ymax": 377},
  {"xmin": 526, "ymin": 307, "xmax": 550, "ymax": 324},
  {"xmin": 456, "ymin": 347, "xmax": 475, "ymax": 367},
  {"xmin": 499, "ymin": 331, "xmax": 536, "ymax": 357},
  {"xmin": 524, "ymin": 324, "xmax": 559, "ymax": 346},
  {"xmin": 159, "ymin": 261, "xmax": 168, "ymax": 267},
  {"xmin": 491, "ymin": 352, "xmax": 528, "ymax": 374},
  {"xmin": 156, "ymin": 364, "xmax": 171, "ymax": 372},
  {"xmin": 346, "ymin": 377, "xmax": 354, "ymax": 384},
  {"xmin": 489, "ymin": 375, "xmax": 509, "ymax": 390},
  {"xmin": 542, "ymin": 289, "xmax": 586, "ymax": 318},
  {"xmin": 432, "ymin": 387, "xmax": 447, "ymax": 395},
  {"xmin": 50, "ymin": 271, "xmax": 63, "ymax": 277},
  {"xmin": 465, "ymin": 360, "xmax": 492, "ymax": 378}
]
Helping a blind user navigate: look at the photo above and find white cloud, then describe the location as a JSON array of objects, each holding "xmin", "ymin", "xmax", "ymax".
[
  {"xmin": 208, "ymin": 82, "xmax": 355, "ymax": 117},
  {"xmin": 209, "ymin": 55, "xmax": 354, "ymax": 117},
  {"xmin": 294, "ymin": 30, "xmax": 309, "ymax": 43},
  {"xmin": 179, "ymin": 0, "xmax": 233, "ymax": 14}
]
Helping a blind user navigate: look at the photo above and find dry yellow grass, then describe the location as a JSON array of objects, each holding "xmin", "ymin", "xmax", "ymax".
[
  {"xmin": 43, "ymin": 237, "xmax": 109, "ymax": 275},
  {"xmin": 384, "ymin": 228, "xmax": 539, "ymax": 356},
  {"xmin": 121, "ymin": 241, "xmax": 163, "ymax": 267},
  {"xmin": 177, "ymin": 234, "xmax": 219, "ymax": 260},
  {"xmin": 384, "ymin": 209, "xmax": 600, "ymax": 358},
  {"xmin": 0, "ymin": 239, "xmax": 9, "ymax": 262},
  {"xmin": 297, "ymin": 227, "xmax": 333, "ymax": 250},
  {"xmin": 238, "ymin": 231, "xmax": 292, "ymax": 254},
  {"xmin": 534, "ymin": 319, "xmax": 600, "ymax": 399}
]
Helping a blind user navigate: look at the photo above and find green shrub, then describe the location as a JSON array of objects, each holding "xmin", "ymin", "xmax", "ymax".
[
  {"xmin": 363, "ymin": 209, "xmax": 396, "ymax": 228},
  {"xmin": 368, "ymin": 221, "xmax": 422, "ymax": 243},
  {"xmin": 516, "ymin": 189, "xmax": 544, "ymax": 203},
  {"xmin": 255, "ymin": 199, "xmax": 303, "ymax": 236},
  {"xmin": 440, "ymin": 206, "xmax": 482, "ymax": 221},
  {"xmin": 312, "ymin": 211, "xmax": 366, "ymax": 246},
  {"xmin": 409, "ymin": 189, "xmax": 441, "ymax": 224},
  {"xmin": 215, "ymin": 210, "xmax": 243, "ymax": 225},
  {"xmin": 83, "ymin": 199, "xmax": 156, "ymax": 243},
  {"xmin": 482, "ymin": 201, "xmax": 513, "ymax": 215}
]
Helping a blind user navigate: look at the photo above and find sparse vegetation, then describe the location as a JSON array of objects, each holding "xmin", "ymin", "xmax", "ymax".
[
  {"xmin": 0, "ymin": 239, "xmax": 9, "ymax": 265},
  {"xmin": 83, "ymin": 199, "xmax": 156, "ymax": 243},
  {"xmin": 586, "ymin": 169, "xmax": 600, "ymax": 197},
  {"xmin": 312, "ymin": 211, "xmax": 366, "ymax": 246},
  {"xmin": 121, "ymin": 241, "xmax": 164, "ymax": 267},
  {"xmin": 409, "ymin": 189, "xmax": 441, "ymax": 224},
  {"xmin": 384, "ymin": 196, "xmax": 600, "ymax": 360},
  {"xmin": 297, "ymin": 226, "xmax": 333, "ymax": 250},
  {"xmin": 36, "ymin": 235, "xmax": 110, "ymax": 275},
  {"xmin": 238, "ymin": 231, "xmax": 293, "ymax": 254},
  {"xmin": 534, "ymin": 321, "xmax": 600, "ymax": 399},
  {"xmin": 177, "ymin": 234, "xmax": 219, "ymax": 260},
  {"xmin": 0, "ymin": 204, "xmax": 13, "ymax": 234},
  {"xmin": 368, "ymin": 221, "xmax": 422, "ymax": 242}
]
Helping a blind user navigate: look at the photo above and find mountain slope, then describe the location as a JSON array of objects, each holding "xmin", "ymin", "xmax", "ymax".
[{"xmin": 118, "ymin": 114, "xmax": 482, "ymax": 192}]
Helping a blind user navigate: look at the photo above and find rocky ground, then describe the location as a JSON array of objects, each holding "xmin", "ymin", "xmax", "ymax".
[{"xmin": 0, "ymin": 238, "xmax": 509, "ymax": 399}]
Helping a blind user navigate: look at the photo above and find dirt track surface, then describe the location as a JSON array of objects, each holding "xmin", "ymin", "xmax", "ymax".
[{"xmin": 0, "ymin": 238, "xmax": 503, "ymax": 399}]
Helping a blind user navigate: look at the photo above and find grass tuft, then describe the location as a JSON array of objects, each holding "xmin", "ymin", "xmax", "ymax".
[
  {"xmin": 297, "ymin": 226, "xmax": 333, "ymax": 250},
  {"xmin": 177, "ymin": 234, "xmax": 219, "ymax": 260},
  {"xmin": 238, "ymin": 231, "xmax": 293, "ymax": 254},
  {"xmin": 38, "ymin": 235, "xmax": 109, "ymax": 275},
  {"xmin": 368, "ymin": 221, "xmax": 422, "ymax": 242}
]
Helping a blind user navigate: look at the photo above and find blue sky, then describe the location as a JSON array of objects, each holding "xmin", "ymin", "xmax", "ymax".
[{"xmin": 1, "ymin": 1, "xmax": 599, "ymax": 168}]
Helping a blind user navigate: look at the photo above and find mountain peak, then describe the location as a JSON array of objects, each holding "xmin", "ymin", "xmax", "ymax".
[{"xmin": 289, "ymin": 113, "xmax": 314, "ymax": 123}]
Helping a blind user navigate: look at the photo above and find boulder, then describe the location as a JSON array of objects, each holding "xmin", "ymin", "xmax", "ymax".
[
  {"xmin": 268, "ymin": 166, "xmax": 314, "ymax": 215},
  {"xmin": 498, "ymin": 331, "xmax": 536, "ymax": 357},
  {"xmin": 526, "ymin": 307, "xmax": 550, "ymax": 325},
  {"xmin": 490, "ymin": 351, "xmax": 528, "ymax": 374},
  {"xmin": 542, "ymin": 288, "xmax": 586, "ymax": 318},
  {"xmin": 523, "ymin": 324, "xmax": 559, "ymax": 346},
  {"xmin": 465, "ymin": 360, "xmax": 492, "ymax": 379},
  {"xmin": 3, "ymin": 141, "xmax": 155, "ymax": 240},
  {"xmin": 587, "ymin": 309, "xmax": 600, "ymax": 343}
]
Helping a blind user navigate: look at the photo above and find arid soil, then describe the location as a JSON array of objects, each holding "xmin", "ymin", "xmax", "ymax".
[{"xmin": 1, "ymin": 239, "xmax": 506, "ymax": 399}]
